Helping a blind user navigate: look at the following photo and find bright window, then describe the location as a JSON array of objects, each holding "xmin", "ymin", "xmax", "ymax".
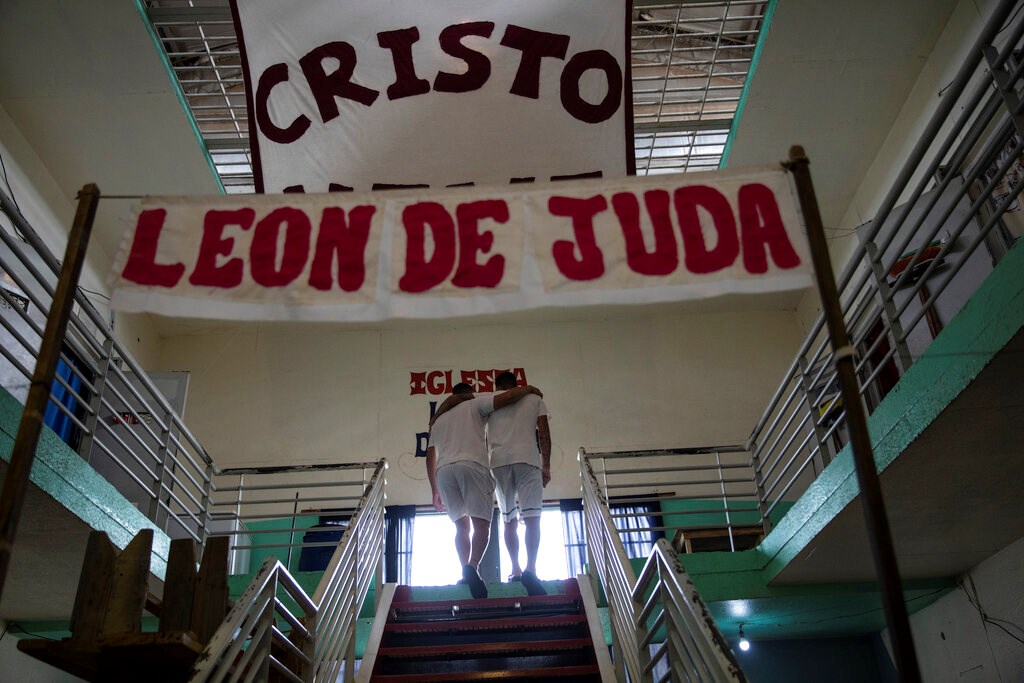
[
  {"xmin": 410, "ymin": 509, "xmax": 570, "ymax": 586},
  {"xmin": 498, "ymin": 509, "xmax": 570, "ymax": 581}
]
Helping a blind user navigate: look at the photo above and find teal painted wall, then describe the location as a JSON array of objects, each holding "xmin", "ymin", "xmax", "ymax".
[{"xmin": 0, "ymin": 385, "xmax": 171, "ymax": 577}]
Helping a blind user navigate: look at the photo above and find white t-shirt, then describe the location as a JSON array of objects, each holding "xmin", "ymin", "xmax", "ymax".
[
  {"xmin": 487, "ymin": 394, "xmax": 549, "ymax": 468},
  {"xmin": 428, "ymin": 394, "xmax": 496, "ymax": 469}
]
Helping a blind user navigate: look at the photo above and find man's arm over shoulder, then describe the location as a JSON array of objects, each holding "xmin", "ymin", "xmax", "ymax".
[
  {"xmin": 492, "ymin": 384, "xmax": 543, "ymax": 411},
  {"xmin": 429, "ymin": 392, "xmax": 474, "ymax": 428},
  {"xmin": 537, "ymin": 415, "xmax": 552, "ymax": 486}
]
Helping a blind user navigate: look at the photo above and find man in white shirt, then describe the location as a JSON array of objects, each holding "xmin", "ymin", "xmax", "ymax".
[
  {"xmin": 487, "ymin": 371, "xmax": 551, "ymax": 596},
  {"xmin": 426, "ymin": 381, "xmax": 543, "ymax": 598}
]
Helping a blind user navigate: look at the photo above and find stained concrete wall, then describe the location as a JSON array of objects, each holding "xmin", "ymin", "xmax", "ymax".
[{"xmin": 882, "ymin": 535, "xmax": 1024, "ymax": 682}]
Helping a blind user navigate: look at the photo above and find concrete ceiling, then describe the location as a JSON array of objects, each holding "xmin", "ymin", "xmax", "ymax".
[{"xmin": 0, "ymin": 1, "xmax": 962, "ymax": 336}]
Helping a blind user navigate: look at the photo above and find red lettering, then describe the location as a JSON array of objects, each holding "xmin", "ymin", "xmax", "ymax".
[
  {"xmin": 550, "ymin": 195, "xmax": 608, "ymax": 281},
  {"xmin": 427, "ymin": 370, "xmax": 446, "ymax": 395},
  {"xmin": 377, "ymin": 27, "xmax": 431, "ymax": 100},
  {"xmin": 410, "ymin": 371, "xmax": 427, "ymax": 395},
  {"xmin": 255, "ymin": 64, "xmax": 310, "ymax": 145},
  {"xmin": 476, "ymin": 370, "xmax": 494, "ymax": 393},
  {"xmin": 399, "ymin": 202, "xmax": 456, "ymax": 293},
  {"xmin": 250, "ymin": 208, "xmax": 310, "ymax": 287},
  {"xmin": 674, "ymin": 186, "xmax": 739, "ymax": 274},
  {"xmin": 308, "ymin": 206, "xmax": 375, "ymax": 292},
  {"xmin": 434, "ymin": 22, "xmax": 495, "ymax": 93},
  {"xmin": 612, "ymin": 190, "xmax": 678, "ymax": 276},
  {"xmin": 299, "ymin": 42, "xmax": 379, "ymax": 125},
  {"xmin": 121, "ymin": 209, "xmax": 186, "ymax": 287},
  {"xmin": 560, "ymin": 50, "xmax": 622, "ymax": 124},
  {"xmin": 444, "ymin": 370, "xmax": 453, "ymax": 393},
  {"xmin": 512, "ymin": 367, "xmax": 527, "ymax": 386},
  {"xmin": 461, "ymin": 370, "xmax": 476, "ymax": 389},
  {"xmin": 500, "ymin": 25, "xmax": 569, "ymax": 99},
  {"xmin": 739, "ymin": 183, "xmax": 801, "ymax": 274},
  {"xmin": 452, "ymin": 200, "xmax": 508, "ymax": 288},
  {"xmin": 189, "ymin": 209, "xmax": 255, "ymax": 288}
]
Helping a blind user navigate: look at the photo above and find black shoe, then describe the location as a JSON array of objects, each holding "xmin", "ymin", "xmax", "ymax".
[
  {"xmin": 520, "ymin": 570, "xmax": 547, "ymax": 596},
  {"xmin": 462, "ymin": 564, "xmax": 488, "ymax": 599}
]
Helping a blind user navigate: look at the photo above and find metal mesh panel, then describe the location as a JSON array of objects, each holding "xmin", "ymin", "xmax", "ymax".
[{"xmin": 141, "ymin": 0, "xmax": 772, "ymax": 193}]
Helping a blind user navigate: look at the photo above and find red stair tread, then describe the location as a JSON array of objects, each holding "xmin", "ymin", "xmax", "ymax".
[
  {"xmin": 377, "ymin": 637, "xmax": 594, "ymax": 659},
  {"xmin": 370, "ymin": 663, "xmax": 602, "ymax": 682},
  {"xmin": 383, "ymin": 613, "xmax": 588, "ymax": 634},
  {"xmin": 390, "ymin": 593, "xmax": 581, "ymax": 614}
]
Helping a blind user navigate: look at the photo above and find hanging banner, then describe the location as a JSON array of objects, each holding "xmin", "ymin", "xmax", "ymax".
[
  {"xmin": 110, "ymin": 167, "xmax": 812, "ymax": 321},
  {"xmin": 230, "ymin": 0, "xmax": 634, "ymax": 193}
]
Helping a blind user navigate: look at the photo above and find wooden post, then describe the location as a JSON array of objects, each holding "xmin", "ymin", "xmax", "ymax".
[
  {"xmin": 192, "ymin": 535, "xmax": 230, "ymax": 645},
  {"xmin": 102, "ymin": 530, "xmax": 154, "ymax": 638},
  {"xmin": 785, "ymin": 147, "xmax": 921, "ymax": 682},
  {"xmin": 160, "ymin": 539, "xmax": 198, "ymax": 633},
  {"xmin": 0, "ymin": 184, "xmax": 100, "ymax": 607},
  {"xmin": 69, "ymin": 532, "xmax": 118, "ymax": 641}
]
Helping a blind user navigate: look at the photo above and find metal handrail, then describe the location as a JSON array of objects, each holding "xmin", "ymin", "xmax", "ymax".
[
  {"xmin": 746, "ymin": 0, "xmax": 1024, "ymax": 528},
  {"xmin": 581, "ymin": 448, "xmax": 648, "ymax": 682},
  {"xmin": 585, "ymin": 445, "xmax": 763, "ymax": 545},
  {"xmin": 582, "ymin": 448, "xmax": 746, "ymax": 683},
  {"xmin": 190, "ymin": 459, "xmax": 387, "ymax": 683},
  {"xmin": 634, "ymin": 539, "xmax": 746, "ymax": 682}
]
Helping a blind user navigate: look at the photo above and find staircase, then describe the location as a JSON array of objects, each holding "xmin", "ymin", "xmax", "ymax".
[{"xmin": 365, "ymin": 579, "xmax": 611, "ymax": 682}]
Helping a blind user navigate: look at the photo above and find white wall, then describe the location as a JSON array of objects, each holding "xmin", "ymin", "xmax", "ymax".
[
  {"xmin": 882, "ymin": 535, "xmax": 1024, "ymax": 682},
  {"xmin": 159, "ymin": 308, "xmax": 803, "ymax": 505},
  {"xmin": 792, "ymin": 0, "xmax": 1000, "ymax": 340},
  {"xmin": 0, "ymin": 103, "xmax": 162, "ymax": 369}
]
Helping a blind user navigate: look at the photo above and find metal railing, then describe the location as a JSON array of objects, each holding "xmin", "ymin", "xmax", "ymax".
[
  {"xmin": 190, "ymin": 459, "xmax": 386, "ymax": 683},
  {"xmin": 582, "ymin": 449, "xmax": 743, "ymax": 683},
  {"xmin": 207, "ymin": 462, "xmax": 382, "ymax": 576},
  {"xmin": 635, "ymin": 539, "xmax": 746, "ymax": 683},
  {"xmin": 748, "ymin": 0, "xmax": 1024, "ymax": 530},
  {"xmin": 1, "ymin": 187, "xmax": 217, "ymax": 546},
  {"xmin": 583, "ymin": 446, "xmax": 763, "ymax": 545}
]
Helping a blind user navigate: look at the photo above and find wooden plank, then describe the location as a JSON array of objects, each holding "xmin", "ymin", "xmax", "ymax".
[
  {"xmin": 101, "ymin": 529, "xmax": 153, "ymax": 638},
  {"xmin": 160, "ymin": 538, "xmax": 197, "ymax": 633},
  {"xmin": 17, "ymin": 639, "xmax": 100, "ymax": 681},
  {"xmin": 192, "ymin": 535, "xmax": 230, "ymax": 644},
  {"xmin": 69, "ymin": 531, "xmax": 117, "ymax": 642}
]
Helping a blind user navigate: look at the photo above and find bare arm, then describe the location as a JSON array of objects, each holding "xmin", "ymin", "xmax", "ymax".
[
  {"xmin": 492, "ymin": 384, "xmax": 543, "ymax": 411},
  {"xmin": 537, "ymin": 415, "xmax": 551, "ymax": 486},
  {"xmin": 429, "ymin": 392, "xmax": 474, "ymax": 428},
  {"xmin": 426, "ymin": 446, "xmax": 445, "ymax": 512}
]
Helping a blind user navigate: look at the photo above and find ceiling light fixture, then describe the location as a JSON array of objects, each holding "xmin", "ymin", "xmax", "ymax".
[{"xmin": 738, "ymin": 623, "xmax": 751, "ymax": 652}]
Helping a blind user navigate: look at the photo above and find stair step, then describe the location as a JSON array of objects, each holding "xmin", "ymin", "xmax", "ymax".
[
  {"xmin": 381, "ymin": 614, "xmax": 590, "ymax": 646},
  {"xmin": 378, "ymin": 637, "xmax": 594, "ymax": 659},
  {"xmin": 390, "ymin": 593, "xmax": 582, "ymax": 618},
  {"xmin": 375, "ymin": 649, "xmax": 600, "ymax": 677},
  {"xmin": 370, "ymin": 664, "xmax": 603, "ymax": 682}
]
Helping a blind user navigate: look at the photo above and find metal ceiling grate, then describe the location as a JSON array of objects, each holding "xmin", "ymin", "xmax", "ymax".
[{"xmin": 140, "ymin": 0, "xmax": 773, "ymax": 193}]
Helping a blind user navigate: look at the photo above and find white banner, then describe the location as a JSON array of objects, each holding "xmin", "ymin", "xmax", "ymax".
[
  {"xmin": 110, "ymin": 168, "xmax": 812, "ymax": 321},
  {"xmin": 230, "ymin": 0, "xmax": 633, "ymax": 193}
]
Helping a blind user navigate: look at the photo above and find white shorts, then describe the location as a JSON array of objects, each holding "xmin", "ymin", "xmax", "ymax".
[
  {"xmin": 492, "ymin": 463, "xmax": 543, "ymax": 523},
  {"xmin": 436, "ymin": 460, "xmax": 494, "ymax": 522}
]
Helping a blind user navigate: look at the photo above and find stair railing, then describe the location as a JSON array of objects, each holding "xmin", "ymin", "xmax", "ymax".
[
  {"xmin": 747, "ymin": 0, "xmax": 1024, "ymax": 532},
  {"xmin": 582, "ymin": 448, "xmax": 746, "ymax": 683},
  {"xmin": 634, "ymin": 538, "xmax": 747, "ymax": 682},
  {"xmin": 582, "ymin": 446, "xmax": 762, "ymax": 547},
  {"xmin": 580, "ymin": 448, "xmax": 649, "ymax": 683},
  {"xmin": 189, "ymin": 459, "xmax": 387, "ymax": 683},
  {"xmin": 2, "ymin": 186, "xmax": 217, "ymax": 546}
]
